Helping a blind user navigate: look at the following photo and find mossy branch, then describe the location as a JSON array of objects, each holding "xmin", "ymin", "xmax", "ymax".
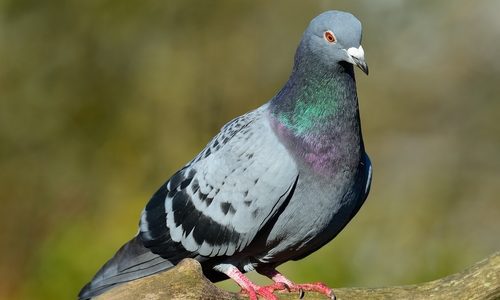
[{"xmin": 95, "ymin": 251, "xmax": 500, "ymax": 300}]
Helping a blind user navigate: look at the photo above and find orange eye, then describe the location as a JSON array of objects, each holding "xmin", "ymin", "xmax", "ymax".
[{"xmin": 324, "ymin": 31, "xmax": 336, "ymax": 43}]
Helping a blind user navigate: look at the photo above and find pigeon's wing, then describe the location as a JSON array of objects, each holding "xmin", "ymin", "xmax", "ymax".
[{"xmin": 139, "ymin": 105, "xmax": 299, "ymax": 258}]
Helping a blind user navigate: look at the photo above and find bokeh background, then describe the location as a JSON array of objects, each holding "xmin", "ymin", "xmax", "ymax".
[{"xmin": 1, "ymin": 0, "xmax": 499, "ymax": 299}]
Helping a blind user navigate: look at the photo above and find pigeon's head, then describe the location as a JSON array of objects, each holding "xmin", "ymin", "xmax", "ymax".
[{"xmin": 298, "ymin": 10, "xmax": 368, "ymax": 75}]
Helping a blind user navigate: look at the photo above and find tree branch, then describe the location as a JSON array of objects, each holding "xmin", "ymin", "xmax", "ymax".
[{"xmin": 95, "ymin": 251, "xmax": 500, "ymax": 300}]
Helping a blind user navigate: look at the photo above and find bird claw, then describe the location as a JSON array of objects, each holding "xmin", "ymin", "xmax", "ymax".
[
  {"xmin": 280, "ymin": 282, "xmax": 291, "ymax": 293},
  {"xmin": 298, "ymin": 287, "xmax": 305, "ymax": 299},
  {"xmin": 275, "ymin": 282, "xmax": 290, "ymax": 292},
  {"xmin": 330, "ymin": 290, "xmax": 337, "ymax": 300}
]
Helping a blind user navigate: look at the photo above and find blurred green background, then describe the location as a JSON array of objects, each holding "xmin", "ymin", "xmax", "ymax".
[{"xmin": 1, "ymin": 0, "xmax": 499, "ymax": 299}]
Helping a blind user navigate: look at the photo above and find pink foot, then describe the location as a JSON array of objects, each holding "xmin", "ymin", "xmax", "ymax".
[
  {"xmin": 239, "ymin": 284, "xmax": 285, "ymax": 300},
  {"xmin": 224, "ymin": 266, "xmax": 282, "ymax": 300},
  {"xmin": 287, "ymin": 282, "xmax": 335, "ymax": 299},
  {"xmin": 257, "ymin": 267, "xmax": 336, "ymax": 300}
]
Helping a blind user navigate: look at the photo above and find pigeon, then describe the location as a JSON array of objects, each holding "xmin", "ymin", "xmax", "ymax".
[{"xmin": 79, "ymin": 10, "xmax": 371, "ymax": 300}]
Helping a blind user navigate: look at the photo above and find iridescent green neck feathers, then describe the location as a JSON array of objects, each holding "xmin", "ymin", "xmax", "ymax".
[{"xmin": 271, "ymin": 66, "xmax": 357, "ymax": 137}]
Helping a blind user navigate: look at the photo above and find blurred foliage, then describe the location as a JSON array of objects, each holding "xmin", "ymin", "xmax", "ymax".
[{"xmin": 0, "ymin": 0, "xmax": 499, "ymax": 299}]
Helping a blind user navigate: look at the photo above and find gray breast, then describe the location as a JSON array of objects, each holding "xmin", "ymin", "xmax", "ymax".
[{"xmin": 253, "ymin": 152, "xmax": 372, "ymax": 264}]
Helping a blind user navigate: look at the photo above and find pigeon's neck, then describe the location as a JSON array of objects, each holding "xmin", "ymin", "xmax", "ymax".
[{"xmin": 269, "ymin": 64, "xmax": 363, "ymax": 174}]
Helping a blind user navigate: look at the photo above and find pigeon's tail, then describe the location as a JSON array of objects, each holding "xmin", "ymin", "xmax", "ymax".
[{"xmin": 78, "ymin": 236, "xmax": 174, "ymax": 300}]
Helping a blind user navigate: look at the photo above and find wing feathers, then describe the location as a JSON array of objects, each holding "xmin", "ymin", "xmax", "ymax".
[{"xmin": 140, "ymin": 106, "xmax": 298, "ymax": 259}]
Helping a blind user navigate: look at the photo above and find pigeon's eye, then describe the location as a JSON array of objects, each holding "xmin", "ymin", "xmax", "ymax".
[{"xmin": 324, "ymin": 31, "xmax": 336, "ymax": 43}]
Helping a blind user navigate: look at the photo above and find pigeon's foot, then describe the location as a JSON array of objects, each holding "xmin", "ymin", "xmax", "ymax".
[
  {"xmin": 257, "ymin": 267, "xmax": 336, "ymax": 300},
  {"xmin": 240, "ymin": 284, "xmax": 286, "ymax": 300},
  {"xmin": 286, "ymin": 282, "xmax": 335, "ymax": 299},
  {"xmin": 224, "ymin": 265, "xmax": 281, "ymax": 300}
]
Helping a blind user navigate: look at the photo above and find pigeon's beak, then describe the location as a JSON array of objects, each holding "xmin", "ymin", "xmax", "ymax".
[{"xmin": 346, "ymin": 45, "xmax": 369, "ymax": 75}]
